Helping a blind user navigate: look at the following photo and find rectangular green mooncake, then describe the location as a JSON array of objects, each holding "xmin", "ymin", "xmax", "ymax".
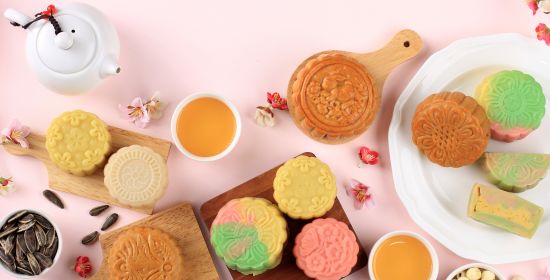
[{"xmin": 468, "ymin": 183, "xmax": 544, "ymax": 239}]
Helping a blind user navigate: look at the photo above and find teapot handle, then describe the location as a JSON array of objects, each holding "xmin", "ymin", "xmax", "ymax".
[{"xmin": 4, "ymin": 8, "xmax": 32, "ymax": 27}]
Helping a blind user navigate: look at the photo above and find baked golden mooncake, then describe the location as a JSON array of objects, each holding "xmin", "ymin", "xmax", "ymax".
[
  {"xmin": 108, "ymin": 227, "xmax": 184, "ymax": 280},
  {"xmin": 288, "ymin": 53, "xmax": 379, "ymax": 144},
  {"xmin": 412, "ymin": 92, "xmax": 490, "ymax": 168}
]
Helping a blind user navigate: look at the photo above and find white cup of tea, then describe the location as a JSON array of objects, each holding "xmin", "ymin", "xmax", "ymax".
[
  {"xmin": 368, "ymin": 230, "xmax": 439, "ymax": 280},
  {"xmin": 171, "ymin": 93, "xmax": 242, "ymax": 161},
  {"xmin": 0, "ymin": 209, "xmax": 63, "ymax": 278}
]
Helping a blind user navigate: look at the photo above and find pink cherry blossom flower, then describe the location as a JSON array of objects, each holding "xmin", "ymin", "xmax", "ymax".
[
  {"xmin": 119, "ymin": 93, "xmax": 167, "ymax": 128},
  {"xmin": 1, "ymin": 119, "xmax": 30, "ymax": 149},
  {"xmin": 345, "ymin": 179, "xmax": 374, "ymax": 210},
  {"xmin": 536, "ymin": 23, "xmax": 550, "ymax": 46},
  {"xmin": 545, "ymin": 265, "xmax": 550, "ymax": 277},
  {"xmin": 119, "ymin": 97, "xmax": 151, "ymax": 128}
]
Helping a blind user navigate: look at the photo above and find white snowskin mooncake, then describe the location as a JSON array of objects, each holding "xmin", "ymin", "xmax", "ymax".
[{"xmin": 104, "ymin": 145, "xmax": 168, "ymax": 207}]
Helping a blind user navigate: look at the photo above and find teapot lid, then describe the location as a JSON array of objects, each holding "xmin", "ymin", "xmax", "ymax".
[{"xmin": 36, "ymin": 13, "xmax": 97, "ymax": 74}]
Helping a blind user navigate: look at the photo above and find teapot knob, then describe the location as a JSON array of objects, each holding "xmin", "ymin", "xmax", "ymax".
[{"xmin": 55, "ymin": 32, "xmax": 74, "ymax": 50}]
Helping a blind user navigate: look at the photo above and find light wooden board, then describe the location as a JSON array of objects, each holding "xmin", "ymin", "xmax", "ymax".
[
  {"xmin": 2, "ymin": 126, "xmax": 171, "ymax": 214},
  {"xmin": 200, "ymin": 152, "xmax": 368, "ymax": 280},
  {"xmin": 287, "ymin": 29, "xmax": 423, "ymax": 144},
  {"xmin": 91, "ymin": 203, "xmax": 220, "ymax": 280}
]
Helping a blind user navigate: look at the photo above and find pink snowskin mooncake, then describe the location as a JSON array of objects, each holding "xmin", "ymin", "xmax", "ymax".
[{"xmin": 294, "ymin": 218, "xmax": 359, "ymax": 280}]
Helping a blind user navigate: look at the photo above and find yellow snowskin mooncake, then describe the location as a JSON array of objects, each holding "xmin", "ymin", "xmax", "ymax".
[
  {"xmin": 45, "ymin": 110, "xmax": 111, "ymax": 176},
  {"xmin": 273, "ymin": 156, "xmax": 337, "ymax": 219},
  {"xmin": 104, "ymin": 145, "xmax": 168, "ymax": 207}
]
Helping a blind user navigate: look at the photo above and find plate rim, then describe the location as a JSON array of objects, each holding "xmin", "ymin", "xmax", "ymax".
[{"xmin": 388, "ymin": 32, "xmax": 550, "ymax": 264}]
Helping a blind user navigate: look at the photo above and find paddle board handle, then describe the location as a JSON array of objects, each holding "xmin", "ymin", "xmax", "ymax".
[
  {"xmin": 359, "ymin": 29, "xmax": 423, "ymax": 86},
  {"xmin": 3, "ymin": 133, "xmax": 45, "ymax": 158}
]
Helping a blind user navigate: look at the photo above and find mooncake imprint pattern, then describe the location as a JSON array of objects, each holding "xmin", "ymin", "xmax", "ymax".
[
  {"xmin": 273, "ymin": 156, "xmax": 337, "ymax": 219},
  {"xmin": 294, "ymin": 218, "xmax": 359, "ymax": 280},
  {"xmin": 46, "ymin": 110, "xmax": 111, "ymax": 176},
  {"xmin": 412, "ymin": 92, "xmax": 490, "ymax": 167},
  {"xmin": 483, "ymin": 152, "xmax": 550, "ymax": 193},
  {"xmin": 104, "ymin": 145, "xmax": 168, "ymax": 207},
  {"xmin": 108, "ymin": 227, "xmax": 183, "ymax": 280},
  {"xmin": 475, "ymin": 70, "xmax": 545, "ymax": 142},
  {"xmin": 211, "ymin": 198, "xmax": 287, "ymax": 275},
  {"xmin": 289, "ymin": 53, "xmax": 379, "ymax": 143}
]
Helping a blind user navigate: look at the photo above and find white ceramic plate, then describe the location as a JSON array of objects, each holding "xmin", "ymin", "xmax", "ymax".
[{"xmin": 388, "ymin": 33, "xmax": 550, "ymax": 264}]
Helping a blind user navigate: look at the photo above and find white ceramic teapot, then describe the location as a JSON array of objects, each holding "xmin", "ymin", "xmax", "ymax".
[{"xmin": 4, "ymin": 3, "xmax": 120, "ymax": 95}]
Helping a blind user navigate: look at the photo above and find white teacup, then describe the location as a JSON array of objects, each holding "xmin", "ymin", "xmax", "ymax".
[
  {"xmin": 368, "ymin": 230, "xmax": 439, "ymax": 280},
  {"xmin": 170, "ymin": 93, "xmax": 242, "ymax": 162}
]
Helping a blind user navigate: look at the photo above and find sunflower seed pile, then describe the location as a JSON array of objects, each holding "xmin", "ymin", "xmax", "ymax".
[{"xmin": 0, "ymin": 210, "xmax": 58, "ymax": 276}]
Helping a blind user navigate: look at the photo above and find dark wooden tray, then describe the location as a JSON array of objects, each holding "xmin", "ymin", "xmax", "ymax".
[{"xmin": 200, "ymin": 152, "xmax": 368, "ymax": 280}]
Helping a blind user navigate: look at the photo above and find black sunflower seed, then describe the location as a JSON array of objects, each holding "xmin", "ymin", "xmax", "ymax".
[
  {"xmin": 0, "ymin": 235, "xmax": 15, "ymax": 255},
  {"xmin": 81, "ymin": 231, "xmax": 99, "ymax": 245},
  {"xmin": 34, "ymin": 225, "xmax": 47, "ymax": 247},
  {"xmin": 34, "ymin": 252, "xmax": 52, "ymax": 269},
  {"xmin": 18, "ymin": 214, "xmax": 34, "ymax": 224},
  {"xmin": 43, "ymin": 190, "xmax": 64, "ymax": 209},
  {"xmin": 15, "ymin": 239, "xmax": 25, "ymax": 262},
  {"xmin": 0, "ymin": 226, "xmax": 17, "ymax": 239},
  {"xmin": 7, "ymin": 210, "xmax": 28, "ymax": 224},
  {"xmin": 89, "ymin": 205, "xmax": 109, "ymax": 216},
  {"xmin": 27, "ymin": 252, "xmax": 42, "ymax": 275},
  {"xmin": 45, "ymin": 229, "xmax": 55, "ymax": 248},
  {"xmin": 16, "ymin": 233, "xmax": 28, "ymax": 253},
  {"xmin": 46, "ymin": 238, "xmax": 58, "ymax": 258},
  {"xmin": 18, "ymin": 258, "xmax": 30, "ymax": 269},
  {"xmin": 17, "ymin": 220, "xmax": 35, "ymax": 232},
  {"xmin": 16, "ymin": 266, "xmax": 33, "ymax": 275},
  {"xmin": 34, "ymin": 214, "xmax": 52, "ymax": 230},
  {"xmin": 101, "ymin": 213, "xmax": 119, "ymax": 231},
  {"xmin": 24, "ymin": 228, "xmax": 37, "ymax": 252},
  {"xmin": 0, "ymin": 248, "xmax": 15, "ymax": 271}
]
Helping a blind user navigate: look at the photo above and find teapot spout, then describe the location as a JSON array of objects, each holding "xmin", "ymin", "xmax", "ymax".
[
  {"xmin": 4, "ymin": 8, "xmax": 33, "ymax": 28},
  {"xmin": 100, "ymin": 56, "xmax": 121, "ymax": 78}
]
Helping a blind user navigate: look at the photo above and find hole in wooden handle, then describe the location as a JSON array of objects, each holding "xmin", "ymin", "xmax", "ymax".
[{"xmin": 403, "ymin": 41, "xmax": 410, "ymax": 48}]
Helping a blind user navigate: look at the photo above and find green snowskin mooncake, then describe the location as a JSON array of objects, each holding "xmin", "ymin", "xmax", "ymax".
[{"xmin": 483, "ymin": 152, "xmax": 550, "ymax": 193}]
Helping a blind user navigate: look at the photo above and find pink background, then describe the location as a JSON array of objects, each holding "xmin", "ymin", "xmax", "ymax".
[{"xmin": 1, "ymin": 0, "xmax": 548, "ymax": 279}]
